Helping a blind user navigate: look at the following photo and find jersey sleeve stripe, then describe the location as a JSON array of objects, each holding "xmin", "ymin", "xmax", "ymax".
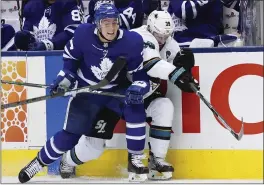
[
  {"xmin": 63, "ymin": 46, "xmax": 78, "ymax": 60},
  {"xmin": 190, "ymin": 1, "xmax": 197, "ymax": 19},
  {"xmin": 128, "ymin": 62, "xmax": 143, "ymax": 74},
  {"xmin": 64, "ymin": 24, "xmax": 79, "ymax": 34},
  {"xmin": 143, "ymin": 58, "xmax": 160, "ymax": 72}
]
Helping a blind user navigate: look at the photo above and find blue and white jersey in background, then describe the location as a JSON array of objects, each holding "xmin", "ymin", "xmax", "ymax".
[
  {"xmin": 168, "ymin": 0, "xmax": 224, "ymax": 46},
  {"xmin": 22, "ymin": 0, "xmax": 84, "ymax": 49},
  {"xmin": 87, "ymin": 0, "xmax": 143, "ymax": 30}
]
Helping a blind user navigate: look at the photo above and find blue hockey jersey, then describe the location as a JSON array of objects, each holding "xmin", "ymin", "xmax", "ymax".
[
  {"xmin": 168, "ymin": 0, "xmax": 224, "ymax": 46},
  {"xmin": 22, "ymin": 0, "xmax": 84, "ymax": 50},
  {"xmin": 87, "ymin": 0, "xmax": 143, "ymax": 30},
  {"xmin": 62, "ymin": 23, "xmax": 149, "ymax": 90},
  {"xmin": 1, "ymin": 24, "xmax": 16, "ymax": 51}
]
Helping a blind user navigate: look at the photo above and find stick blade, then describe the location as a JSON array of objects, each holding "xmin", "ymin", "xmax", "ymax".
[
  {"xmin": 231, "ymin": 117, "xmax": 244, "ymax": 141},
  {"xmin": 237, "ymin": 117, "xmax": 244, "ymax": 140}
]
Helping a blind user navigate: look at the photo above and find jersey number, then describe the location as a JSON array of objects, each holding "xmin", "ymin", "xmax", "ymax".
[
  {"xmin": 120, "ymin": 7, "xmax": 136, "ymax": 29},
  {"xmin": 165, "ymin": 21, "xmax": 171, "ymax": 26},
  {"xmin": 71, "ymin": 10, "xmax": 81, "ymax": 21}
]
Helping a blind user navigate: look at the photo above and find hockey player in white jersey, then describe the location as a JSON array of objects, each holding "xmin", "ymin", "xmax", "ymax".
[{"xmin": 59, "ymin": 10, "xmax": 199, "ymax": 181}]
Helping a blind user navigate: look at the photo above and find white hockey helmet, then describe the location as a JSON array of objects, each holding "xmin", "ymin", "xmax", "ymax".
[{"xmin": 147, "ymin": 10, "xmax": 175, "ymax": 45}]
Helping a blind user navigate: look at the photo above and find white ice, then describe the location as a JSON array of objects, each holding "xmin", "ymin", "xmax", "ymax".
[{"xmin": 1, "ymin": 176, "xmax": 263, "ymax": 185}]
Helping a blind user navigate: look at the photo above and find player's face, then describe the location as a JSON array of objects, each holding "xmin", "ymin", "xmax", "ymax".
[
  {"xmin": 153, "ymin": 31, "xmax": 170, "ymax": 46},
  {"xmin": 100, "ymin": 18, "xmax": 119, "ymax": 41}
]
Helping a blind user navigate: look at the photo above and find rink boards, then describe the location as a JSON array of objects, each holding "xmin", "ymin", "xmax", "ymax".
[{"xmin": 1, "ymin": 47, "xmax": 263, "ymax": 179}]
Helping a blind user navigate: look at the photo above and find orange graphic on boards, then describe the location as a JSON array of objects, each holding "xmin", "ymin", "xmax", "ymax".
[{"xmin": 1, "ymin": 61, "xmax": 28, "ymax": 142}]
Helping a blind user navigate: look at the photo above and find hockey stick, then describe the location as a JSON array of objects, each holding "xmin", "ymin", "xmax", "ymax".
[
  {"xmin": 1, "ymin": 80, "xmax": 49, "ymax": 89},
  {"xmin": 1, "ymin": 56, "xmax": 127, "ymax": 109},
  {"xmin": 189, "ymin": 83, "xmax": 244, "ymax": 141}
]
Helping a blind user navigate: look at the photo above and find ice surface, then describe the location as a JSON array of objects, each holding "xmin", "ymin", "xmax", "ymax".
[{"xmin": 1, "ymin": 176, "xmax": 263, "ymax": 185}]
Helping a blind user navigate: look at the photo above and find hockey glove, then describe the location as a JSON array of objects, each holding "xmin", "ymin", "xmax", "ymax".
[
  {"xmin": 50, "ymin": 70, "xmax": 76, "ymax": 95},
  {"xmin": 168, "ymin": 66, "xmax": 200, "ymax": 93},
  {"xmin": 125, "ymin": 81, "xmax": 148, "ymax": 105},
  {"xmin": 29, "ymin": 40, "xmax": 54, "ymax": 51},
  {"xmin": 14, "ymin": 30, "xmax": 35, "ymax": 51},
  {"xmin": 173, "ymin": 48, "xmax": 195, "ymax": 72}
]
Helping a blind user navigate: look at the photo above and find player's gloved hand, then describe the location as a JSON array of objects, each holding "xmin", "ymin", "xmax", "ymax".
[
  {"xmin": 125, "ymin": 81, "xmax": 148, "ymax": 105},
  {"xmin": 168, "ymin": 66, "xmax": 200, "ymax": 93},
  {"xmin": 29, "ymin": 39, "xmax": 54, "ymax": 51},
  {"xmin": 171, "ymin": 48, "xmax": 200, "ymax": 92},
  {"xmin": 173, "ymin": 48, "xmax": 195, "ymax": 70},
  {"xmin": 14, "ymin": 30, "xmax": 35, "ymax": 51},
  {"xmin": 50, "ymin": 70, "xmax": 76, "ymax": 95}
]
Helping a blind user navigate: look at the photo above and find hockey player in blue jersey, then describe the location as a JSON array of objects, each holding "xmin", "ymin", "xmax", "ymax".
[
  {"xmin": 87, "ymin": 0, "xmax": 144, "ymax": 30},
  {"xmin": 14, "ymin": 0, "xmax": 84, "ymax": 51},
  {"xmin": 58, "ymin": 10, "xmax": 200, "ymax": 181},
  {"xmin": 167, "ymin": 0, "xmax": 224, "ymax": 47},
  {"xmin": 18, "ymin": 3, "xmax": 152, "ymax": 183},
  {"xmin": 1, "ymin": 23, "xmax": 16, "ymax": 51}
]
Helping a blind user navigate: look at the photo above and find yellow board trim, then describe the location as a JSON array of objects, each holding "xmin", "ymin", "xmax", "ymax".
[
  {"xmin": 2, "ymin": 149, "xmax": 263, "ymax": 179},
  {"xmin": 1, "ymin": 150, "xmax": 47, "ymax": 177}
]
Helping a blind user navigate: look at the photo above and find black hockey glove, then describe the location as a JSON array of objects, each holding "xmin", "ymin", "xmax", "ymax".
[
  {"xmin": 173, "ymin": 48, "xmax": 195, "ymax": 72},
  {"xmin": 170, "ymin": 48, "xmax": 200, "ymax": 93}
]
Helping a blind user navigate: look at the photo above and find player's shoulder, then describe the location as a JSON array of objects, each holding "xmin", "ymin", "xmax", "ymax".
[
  {"xmin": 131, "ymin": 26, "xmax": 156, "ymax": 42},
  {"xmin": 75, "ymin": 23, "xmax": 95, "ymax": 34},
  {"xmin": 166, "ymin": 36, "xmax": 180, "ymax": 52},
  {"xmin": 121, "ymin": 28, "xmax": 144, "ymax": 47},
  {"xmin": 131, "ymin": 25, "xmax": 146, "ymax": 35},
  {"xmin": 131, "ymin": 26, "xmax": 159, "ymax": 49}
]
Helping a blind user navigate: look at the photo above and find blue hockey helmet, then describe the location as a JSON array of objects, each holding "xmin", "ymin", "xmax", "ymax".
[{"xmin": 94, "ymin": 3, "xmax": 119, "ymax": 26}]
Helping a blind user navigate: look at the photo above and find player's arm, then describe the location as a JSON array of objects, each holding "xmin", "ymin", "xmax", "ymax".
[
  {"xmin": 14, "ymin": 2, "xmax": 36, "ymax": 50},
  {"xmin": 50, "ymin": 1, "xmax": 84, "ymax": 50},
  {"xmin": 62, "ymin": 25, "xmax": 84, "ymax": 74},
  {"xmin": 168, "ymin": 0, "xmax": 215, "ymax": 20},
  {"xmin": 143, "ymin": 46, "xmax": 199, "ymax": 92},
  {"xmin": 50, "ymin": 25, "xmax": 84, "ymax": 95},
  {"xmin": 126, "ymin": 32, "xmax": 151, "ymax": 101}
]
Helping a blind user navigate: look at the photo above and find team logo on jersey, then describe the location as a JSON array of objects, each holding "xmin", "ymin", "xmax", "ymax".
[
  {"xmin": 171, "ymin": 14, "xmax": 188, "ymax": 32},
  {"xmin": 91, "ymin": 57, "xmax": 118, "ymax": 81},
  {"xmin": 33, "ymin": 16, "xmax": 56, "ymax": 42},
  {"xmin": 166, "ymin": 51, "xmax": 171, "ymax": 59},
  {"xmin": 144, "ymin": 41, "xmax": 155, "ymax": 49}
]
